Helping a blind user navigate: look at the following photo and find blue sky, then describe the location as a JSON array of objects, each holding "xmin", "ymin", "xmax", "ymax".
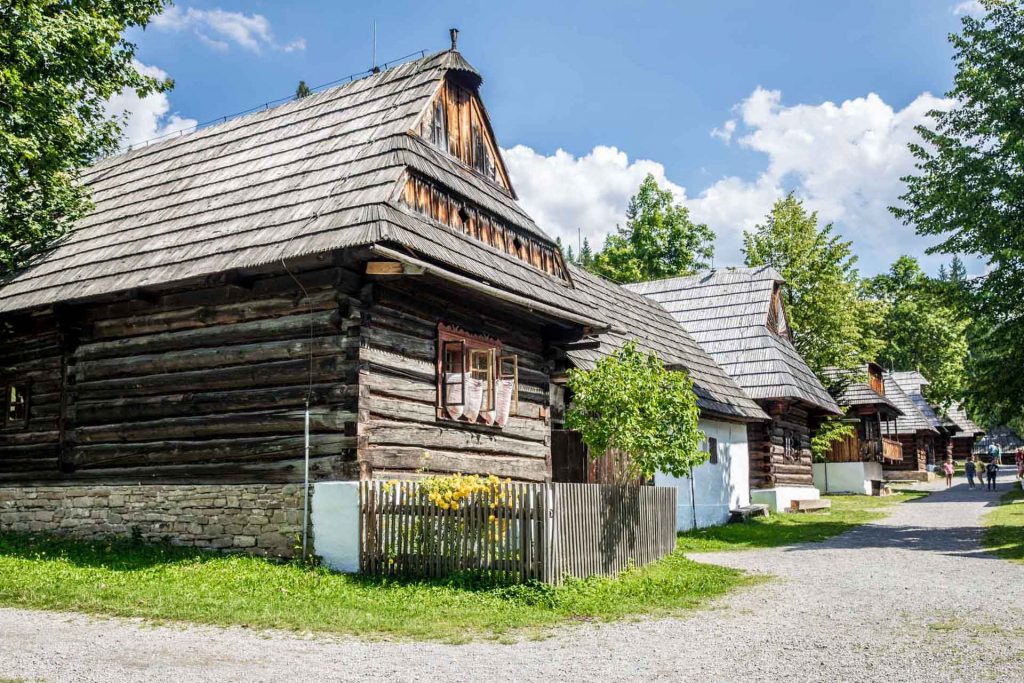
[{"xmin": 117, "ymin": 0, "xmax": 984, "ymax": 276}]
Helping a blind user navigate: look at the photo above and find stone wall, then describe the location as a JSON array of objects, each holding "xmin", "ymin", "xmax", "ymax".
[{"xmin": 0, "ymin": 483, "xmax": 306, "ymax": 557}]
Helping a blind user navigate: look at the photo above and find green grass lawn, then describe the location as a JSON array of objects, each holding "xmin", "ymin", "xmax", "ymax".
[
  {"xmin": 0, "ymin": 532, "xmax": 751, "ymax": 642},
  {"xmin": 983, "ymin": 482, "xmax": 1024, "ymax": 563},
  {"xmin": 675, "ymin": 491, "xmax": 927, "ymax": 553}
]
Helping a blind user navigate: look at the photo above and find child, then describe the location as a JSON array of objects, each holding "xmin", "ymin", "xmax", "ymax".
[
  {"xmin": 943, "ymin": 457, "xmax": 954, "ymax": 488},
  {"xmin": 965, "ymin": 455, "xmax": 977, "ymax": 489},
  {"xmin": 986, "ymin": 457, "xmax": 999, "ymax": 491}
]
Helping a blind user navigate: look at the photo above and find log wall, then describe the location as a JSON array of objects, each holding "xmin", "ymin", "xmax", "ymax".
[
  {"xmin": 952, "ymin": 435, "xmax": 976, "ymax": 460},
  {"xmin": 747, "ymin": 401, "xmax": 814, "ymax": 489},
  {"xmin": 885, "ymin": 431, "xmax": 935, "ymax": 472},
  {"xmin": 0, "ymin": 265, "xmax": 364, "ymax": 484},
  {"xmin": 357, "ymin": 278, "xmax": 552, "ymax": 482}
]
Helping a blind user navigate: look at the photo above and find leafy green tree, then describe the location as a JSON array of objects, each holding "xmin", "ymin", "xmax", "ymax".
[
  {"xmin": 566, "ymin": 341, "xmax": 705, "ymax": 481},
  {"xmin": 589, "ymin": 174, "xmax": 714, "ymax": 283},
  {"xmin": 295, "ymin": 80, "xmax": 311, "ymax": 99},
  {"xmin": 893, "ymin": 0, "xmax": 1024, "ymax": 423},
  {"xmin": 864, "ymin": 256, "xmax": 969, "ymax": 411},
  {"xmin": 743, "ymin": 194, "xmax": 882, "ymax": 376},
  {"xmin": 0, "ymin": 0, "xmax": 170, "ymax": 275}
]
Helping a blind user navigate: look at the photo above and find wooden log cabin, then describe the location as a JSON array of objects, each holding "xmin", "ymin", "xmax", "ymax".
[
  {"xmin": 553, "ymin": 267, "xmax": 767, "ymax": 530},
  {"xmin": 880, "ymin": 374, "xmax": 941, "ymax": 476},
  {"xmin": 627, "ymin": 267, "xmax": 842, "ymax": 512},
  {"xmin": 0, "ymin": 37, "xmax": 764, "ymax": 555},
  {"xmin": 815, "ymin": 363, "xmax": 903, "ymax": 494},
  {"xmin": 943, "ymin": 403, "xmax": 984, "ymax": 460}
]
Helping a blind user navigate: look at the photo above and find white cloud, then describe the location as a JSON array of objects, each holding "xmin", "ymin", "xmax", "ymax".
[
  {"xmin": 689, "ymin": 87, "xmax": 956, "ymax": 273},
  {"xmin": 952, "ymin": 1, "xmax": 984, "ymax": 16},
  {"xmin": 104, "ymin": 61, "xmax": 198, "ymax": 147},
  {"xmin": 710, "ymin": 119, "xmax": 736, "ymax": 144},
  {"xmin": 502, "ymin": 145, "xmax": 687, "ymax": 251},
  {"xmin": 504, "ymin": 88, "xmax": 974, "ymax": 275},
  {"xmin": 152, "ymin": 6, "xmax": 305, "ymax": 54}
]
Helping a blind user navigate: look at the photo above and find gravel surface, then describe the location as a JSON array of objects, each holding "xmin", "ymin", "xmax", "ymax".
[{"xmin": 1, "ymin": 472, "xmax": 1022, "ymax": 683}]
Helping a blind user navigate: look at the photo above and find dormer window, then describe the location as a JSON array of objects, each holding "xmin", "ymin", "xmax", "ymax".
[
  {"xmin": 416, "ymin": 76, "xmax": 511, "ymax": 191},
  {"xmin": 430, "ymin": 100, "xmax": 448, "ymax": 150},
  {"xmin": 767, "ymin": 285, "xmax": 790, "ymax": 339}
]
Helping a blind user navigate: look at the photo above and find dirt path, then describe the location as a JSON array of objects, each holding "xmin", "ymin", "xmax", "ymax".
[{"xmin": 1, "ymin": 473, "xmax": 1021, "ymax": 683}]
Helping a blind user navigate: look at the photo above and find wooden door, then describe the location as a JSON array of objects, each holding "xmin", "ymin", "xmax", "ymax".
[{"xmin": 551, "ymin": 429, "xmax": 588, "ymax": 483}]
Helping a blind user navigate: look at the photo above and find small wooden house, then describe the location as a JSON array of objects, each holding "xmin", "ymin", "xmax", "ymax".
[
  {"xmin": 943, "ymin": 403, "xmax": 984, "ymax": 460},
  {"xmin": 628, "ymin": 267, "xmax": 842, "ymax": 511},
  {"xmin": 555, "ymin": 267, "xmax": 767, "ymax": 530},
  {"xmin": 880, "ymin": 374, "xmax": 941, "ymax": 474},
  {"xmin": 0, "ymin": 41, "xmax": 763, "ymax": 555},
  {"xmin": 887, "ymin": 371, "xmax": 967, "ymax": 470},
  {"xmin": 974, "ymin": 426, "xmax": 1021, "ymax": 462},
  {"xmin": 815, "ymin": 363, "xmax": 903, "ymax": 494}
]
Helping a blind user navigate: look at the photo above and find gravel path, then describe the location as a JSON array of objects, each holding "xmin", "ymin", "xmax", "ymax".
[{"xmin": 1, "ymin": 472, "xmax": 1022, "ymax": 683}]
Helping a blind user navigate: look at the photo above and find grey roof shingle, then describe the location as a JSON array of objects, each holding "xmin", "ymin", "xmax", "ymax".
[
  {"xmin": 0, "ymin": 48, "xmax": 769, "ymax": 426},
  {"xmin": 626, "ymin": 267, "xmax": 841, "ymax": 414},
  {"xmin": 0, "ymin": 50, "xmax": 567, "ymax": 318},
  {"xmin": 566, "ymin": 267, "xmax": 767, "ymax": 422},
  {"xmin": 946, "ymin": 403, "xmax": 984, "ymax": 436},
  {"xmin": 882, "ymin": 376, "xmax": 939, "ymax": 434},
  {"xmin": 975, "ymin": 426, "xmax": 1021, "ymax": 452},
  {"xmin": 889, "ymin": 371, "xmax": 944, "ymax": 430},
  {"xmin": 821, "ymin": 366, "xmax": 902, "ymax": 415}
]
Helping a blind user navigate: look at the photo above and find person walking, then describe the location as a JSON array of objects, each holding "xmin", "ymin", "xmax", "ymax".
[
  {"xmin": 1016, "ymin": 447, "xmax": 1023, "ymax": 480},
  {"xmin": 986, "ymin": 456, "xmax": 999, "ymax": 491},
  {"xmin": 943, "ymin": 457, "xmax": 954, "ymax": 488},
  {"xmin": 965, "ymin": 455, "xmax": 978, "ymax": 489},
  {"xmin": 987, "ymin": 442, "xmax": 1000, "ymax": 467}
]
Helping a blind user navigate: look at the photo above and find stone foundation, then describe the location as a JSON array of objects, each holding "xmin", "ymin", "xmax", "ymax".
[{"xmin": 0, "ymin": 483, "xmax": 306, "ymax": 557}]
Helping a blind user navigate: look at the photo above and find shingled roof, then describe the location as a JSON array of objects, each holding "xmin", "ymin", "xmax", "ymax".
[
  {"xmin": 882, "ymin": 376, "xmax": 939, "ymax": 434},
  {"xmin": 0, "ymin": 49, "xmax": 585, "ymax": 321},
  {"xmin": 946, "ymin": 403, "xmax": 984, "ymax": 436},
  {"xmin": 565, "ymin": 267, "xmax": 767, "ymax": 422},
  {"xmin": 821, "ymin": 366, "xmax": 902, "ymax": 416},
  {"xmin": 626, "ymin": 267, "xmax": 841, "ymax": 415},
  {"xmin": 889, "ymin": 371, "xmax": 944, "ymax": 431}
]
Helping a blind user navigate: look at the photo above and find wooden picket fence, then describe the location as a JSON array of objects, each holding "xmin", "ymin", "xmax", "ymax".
[{"xmin": 358, "ymin": 480, "xmax": 677, "ymax": 584}]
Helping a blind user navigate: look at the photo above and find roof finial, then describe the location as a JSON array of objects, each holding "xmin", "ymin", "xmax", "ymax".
[{"xmin": 449, "ymin": 27, "xmax": 459, "ymax": 51}]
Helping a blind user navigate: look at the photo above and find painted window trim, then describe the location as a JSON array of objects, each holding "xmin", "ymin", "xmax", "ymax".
[{"xmin": 436, "ymin": 323, "xmax": 518, "ymax": 425}]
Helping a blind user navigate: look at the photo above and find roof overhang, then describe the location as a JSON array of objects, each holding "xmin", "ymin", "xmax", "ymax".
[{"xmin": 368, "ymin": 245, "xmax": 609, "ymax": 330}]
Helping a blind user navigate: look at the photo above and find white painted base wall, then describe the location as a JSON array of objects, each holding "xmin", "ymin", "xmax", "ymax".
[
  {"xmin": 751, "ymin": 485, "xmax": 820, "ymax": 512},
  {"xmin": 655, "ymin": 419, "xmax": 750, "ymax": 531},
  {"xmin": 813, "ymin": 461, "xmax": 883, "ymax": 496},
  {"xmin": 311, "ymin": 481, "xmax": 360, "ymax": 572}
]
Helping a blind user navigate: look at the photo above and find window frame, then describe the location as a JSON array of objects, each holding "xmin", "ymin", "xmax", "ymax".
[
  {"xmin": 3, "ymin": 382, "xmax": 30, "ymax": 431},
  {"xmin": 436, "ymin": 323, "xmax": 518, "ymax": 426},
  {"xmin": 707, "ymin": 436, "xmax": 720, "ymax": 465}
]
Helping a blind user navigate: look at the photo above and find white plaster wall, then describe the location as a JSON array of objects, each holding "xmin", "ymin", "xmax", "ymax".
[
  {"xmin": 655, "ymin": 419, "xmax": 750, "ymax": 532},
  {"xmin": 311, "ymin": 481, "xmax": 360, "ymax": 573},
  {"xmin": 813, "ymin": 461, "xmax": 883, "ymax": 496},
  {"xmin": 751, "ymin": 486, "xmax": 821, "ymax": 512}
]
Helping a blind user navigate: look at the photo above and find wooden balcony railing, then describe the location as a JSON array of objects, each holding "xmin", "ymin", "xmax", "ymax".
[
  {"xmin": 827, "ymin": 434, "xmax": 904, "ymax": 463},
  {"xmin": 881, "ymin": 437, "xmax": 903, "ymax": 462}
]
